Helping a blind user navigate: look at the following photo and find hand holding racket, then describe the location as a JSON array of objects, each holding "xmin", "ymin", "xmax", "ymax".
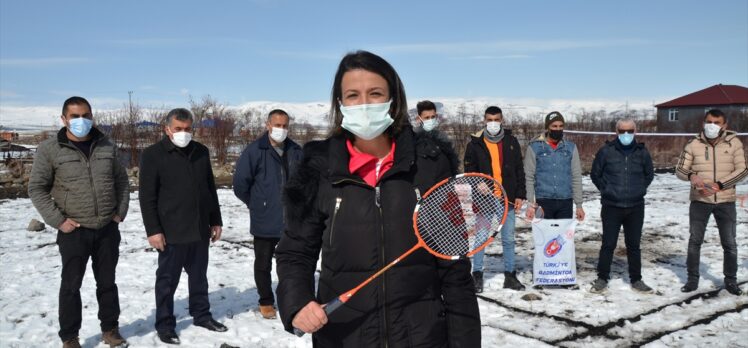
[{"xmin": 292, "ymin": 173, "xmax": 508, "ymax": 336}]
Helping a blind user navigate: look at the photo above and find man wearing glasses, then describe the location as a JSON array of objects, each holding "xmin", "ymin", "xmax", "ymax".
[
  {"xmin": 139, "ymin": 108, "xmax": 227, "ymax": 344},
  {"xmin": 589, "ymin": 118, "xmax": 654, "ymax": 294},
  {"xmin": 29, "ymin": 96, "xmax": 130, "ymax": 348}
]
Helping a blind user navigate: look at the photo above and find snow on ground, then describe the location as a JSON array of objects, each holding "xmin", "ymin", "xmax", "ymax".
[{"xmin": 0, "ymin": 173, "xmax": 746, "ymax": 347}]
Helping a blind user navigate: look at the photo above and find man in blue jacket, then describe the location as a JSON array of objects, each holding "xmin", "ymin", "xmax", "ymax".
[
  {"xmin": 589, "ymin": 118, "xmax": 655, "ymax": 294},
  {"xmin": 233, "ymin": 109, "xmax": 303, "ymax": 319},
  {"xmin": 524, "ymin": 111, "xmax": 585, "ymax": 221}
]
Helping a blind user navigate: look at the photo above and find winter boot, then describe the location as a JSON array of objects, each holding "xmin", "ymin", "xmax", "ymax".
[
  {"xmin": 102, "ymin": 328, "xmax": 128, "ymax": 347},
  {"xmin": 725, "ymin": 281, "xmax": 743, "ymax": 296},
  {"xmin": 503, "ymin": 271, "xmax": 526, "ymax": 291},
  {"xmin": 472, "ymin": 271, "xmax": 484, "ymax": 293},
  {"xmin": 62, "ymin": 337, "xmax": 81, "ymax": 348},
  {"xmin": 680, "ymin": 278, "xmax": 698, "ymax": 293},
  {"xmin": 259, "ymin": 305, "xmax": 277, "ymax": 319}
]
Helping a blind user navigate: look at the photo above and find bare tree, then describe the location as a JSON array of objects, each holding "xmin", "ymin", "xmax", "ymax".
[
  {"xmin": 289, "ymin": 120, "xmax": 320, "ymax": 145},
  {"xmin": 441, "ymin": 103, "xmax": 482, "ymax": 170},
  {"xmin": 188, "ymin": 95, "xmax": 236, "ymax": 165},
  {"xmin": 237, "ymin": 108, "xmax": 267, "ymax": 147}
]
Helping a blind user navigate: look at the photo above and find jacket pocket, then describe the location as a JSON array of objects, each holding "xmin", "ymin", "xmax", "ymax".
[
  {"xmin": 55, "ymin": 154, "xmax": 83, "ymax": 182},
  {"xmin": 329, "ymin": 197, "xmax": 342, "ymax": 246}
]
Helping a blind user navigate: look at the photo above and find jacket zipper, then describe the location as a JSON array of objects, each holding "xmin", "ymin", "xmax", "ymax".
[
  {"xmin": 711, "ymin": 144, "xmax": 717, "ymax": 202},
  {"xmin": 329, "ymin": 197, "xmax": 342, "ymax": 245},
  {"xmin": 375, "ymin": 185, "xmax": 388, "ymax": 348},
  {"xmin": 624, "ymin": 155, "xmax": 629, "ymax": 202},
  {"xmin": 65, "ymin": 139, "xmax": 101, "ymax": 218},
  {"xmin": 331, "ymin": 177, "xmax": 388, "ymax": 346},
  {"xmin": 86, "ymin": 160, "xmax": 99, "ymax": 217}
]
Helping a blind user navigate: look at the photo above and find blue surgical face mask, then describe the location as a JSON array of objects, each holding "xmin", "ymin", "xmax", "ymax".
[
  {"xmin": 68, "ymin": 117, "xmax": 93, "ymax": 138},
  {"xmin": 421, "ymin": 117, "xmax": 438, "ymax": 132},
  {"xmin": 618, "ymin": 133, "xmax": 635, "ymax": 146},
  {"xmin": 339, "ymin": 100, "xmax": 394, "ymax": 140}
]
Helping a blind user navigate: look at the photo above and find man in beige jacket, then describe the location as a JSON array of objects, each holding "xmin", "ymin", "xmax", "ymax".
[{"xmin": 676, "ymin": 109, "xmax": 747, "ymax": 295}]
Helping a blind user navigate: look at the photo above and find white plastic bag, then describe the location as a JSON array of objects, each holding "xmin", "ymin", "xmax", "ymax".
[{"xmin": 532, "ymin": 219, "xmax": 578, "ymax": 286}]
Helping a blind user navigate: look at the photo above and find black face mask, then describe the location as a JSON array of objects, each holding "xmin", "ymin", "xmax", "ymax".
[{"xmin": 548, "ymin": 129, "xmax": 564, "ymax": 141}]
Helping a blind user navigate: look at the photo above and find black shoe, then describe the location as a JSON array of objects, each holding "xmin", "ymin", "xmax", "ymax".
[
  {"xmin": 590, "ymin": 278, "xmax": 608, "ymax": 294},
  {"xmin": 680, "ymin": 279, "xmax": 698, "ymax": 293},
  {"xmin": 632, "ymin": 280, "xmax": 654, "ymax": 294},
  {"xmin": 195, "ymin": 318, "xmax": 228, "ymax": 332},
  {"xmin": 503, "ymin": 271, "xmax": 526, "ymax": 291},
  {"xmin": 472, "ymin": 271, "xmax": 484, "ymax": 293},
  {"xmin": 157, "ymin": 331, "xmax": 180, "ymax": 345},
  {"xmin": 725, "ymin": 282, "xmax": 743, "ymax": 296}
]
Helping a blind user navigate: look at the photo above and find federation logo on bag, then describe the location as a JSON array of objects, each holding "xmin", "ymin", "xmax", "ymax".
[
  {"xmin": 544, "ymin": 235, "xmax": 566, "ymax": 257},
  {"xmin": 533, "ymin": 219, "xmax": 578, "ymax": 285}
]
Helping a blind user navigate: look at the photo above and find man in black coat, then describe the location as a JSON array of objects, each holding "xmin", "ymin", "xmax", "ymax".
[
  {"xmin": 413, "ymin": 100, "xmax": 459, "ymax": 185},
  {"xmin": 590, "ymin": 118, "xmax": 655, "ymax": 294},
  {"xmin": 463, "ymin": 106, "xmax": 527, "ymax": 292},
  {"xmin": 139, "ymin": 108, "xmax": 227, "ymax": 345},
  {"xmin": 233, "ymin": 109, "xmax": 303, "ymax": 320}
]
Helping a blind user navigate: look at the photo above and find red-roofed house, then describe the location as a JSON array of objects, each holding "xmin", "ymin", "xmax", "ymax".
[{"xmin": 656, "ymin": 84, "xmax": 748, "ymax": 132}]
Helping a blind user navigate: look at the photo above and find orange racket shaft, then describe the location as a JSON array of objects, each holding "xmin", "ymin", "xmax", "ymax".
[{"xmin": 293, "ymin": 243, "xmax": 423, "ymax": 336}]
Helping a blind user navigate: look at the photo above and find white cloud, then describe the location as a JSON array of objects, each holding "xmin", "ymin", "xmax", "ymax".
[
  {"xmin": 101, "ymin": 37, "xmax": 252, "ymax": 47},
  {"xmin": 0, "ymin": 89, "xmax": 22, "ymax": 98},
  {"xmin": 0, "ymin": 57, "xmax": 90, "ymax": 67},
  {"xmin": 449, "ymin": 54, "xmax": 532, "ymax": 60},
  {"xmin": 377, "ymin": 38, "xmax": 651, "ymax": 55}
]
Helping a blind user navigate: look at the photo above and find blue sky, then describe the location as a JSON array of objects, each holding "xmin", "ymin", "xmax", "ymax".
[{"xmin": 1, "ymin": 0, "xmax": 746, "ymax": 109}]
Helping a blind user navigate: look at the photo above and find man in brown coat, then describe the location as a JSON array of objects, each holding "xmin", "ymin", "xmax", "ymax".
[{"xmin": 676, "ymin": 109, "xmax": 747, "ymax": 295}]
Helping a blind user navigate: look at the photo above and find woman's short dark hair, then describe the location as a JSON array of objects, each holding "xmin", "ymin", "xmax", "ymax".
[{"xmin": 329, "ymin": 50, "xmax": 410, "ymax": 137}]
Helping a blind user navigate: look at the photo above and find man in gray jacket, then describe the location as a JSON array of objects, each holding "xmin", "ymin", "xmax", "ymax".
[{"xmin": 28, "ymin": 96, "xmax": 130, "ymax": 348}]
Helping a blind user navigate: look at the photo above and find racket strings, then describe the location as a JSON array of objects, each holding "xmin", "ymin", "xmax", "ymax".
[{"xmin": 415, "ymin": 176, "xmax": 507, "ymax": 257}]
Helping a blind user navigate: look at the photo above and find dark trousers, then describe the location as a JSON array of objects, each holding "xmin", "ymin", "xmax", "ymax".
[
  {"xmin": 536, "ymin": 198, "xmax": 574, "ymax": 219},
  {"xmin": 254, "ymin": 236, "xmax": 280, "ymax": 306},
  {"xmin": 687, "ymin": 201, "xmax": 738, "ymax": 283},
  {"xmin": 155, "ymin": 238, "xmax": 212, "ymax": 333},
  {"xmin": 597, "ymin": 204, "xmax": 645, "ymax": 282},
  {"xmin": 57, "ymin": 222, "xmax": 121, "ymax": 341}
]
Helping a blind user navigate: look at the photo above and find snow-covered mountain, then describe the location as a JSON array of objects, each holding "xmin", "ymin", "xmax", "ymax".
[{"xmin": 1, "ymin": 97, "xmax": 657, "ymax": 133}]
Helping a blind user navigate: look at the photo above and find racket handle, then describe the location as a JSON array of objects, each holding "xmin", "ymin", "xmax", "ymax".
[
  {"xmin": 323, "ymin": 297, "xmax": 344, "ymax": 315},
  {"xmin": 292, "ymin": 297, "xmax": 345, "ymax": 337}
]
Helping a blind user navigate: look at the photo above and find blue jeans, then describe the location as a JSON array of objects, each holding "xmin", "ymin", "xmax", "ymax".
[{"xmin": 473, "ymin": 207, "xmax": 516, "ymax": 272}]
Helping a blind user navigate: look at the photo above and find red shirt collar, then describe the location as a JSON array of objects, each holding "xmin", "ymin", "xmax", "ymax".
[{"xmin": 346, "ymin": 139, "xmax": 396, "ymax": 187}]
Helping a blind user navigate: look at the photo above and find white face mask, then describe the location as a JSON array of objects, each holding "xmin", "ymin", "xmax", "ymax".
[
  {"xmin": 703, "ymin": 123, "xmax": 722, "ymax": 139},
  {"xmin": 170, "ymin": 131, "xmax": 192, "ymax": 148},
  {"xmin": 421, "ymin": 118, "xmax": 438, "ymax": 132},
  {"xmin": 340, "ymin": 100, "xmax": 394, "ymax": 140},
  {"xmin": 486, "ymin": 121, "xmax": 502, "ymax": 135},
  {"xmin": 269, "ymin": 127, "xmax": 288, "ymax": 143}
]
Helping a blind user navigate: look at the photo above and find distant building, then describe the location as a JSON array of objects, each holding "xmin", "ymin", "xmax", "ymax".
[
  {"xmin": 1, "ymin": 131, "xmax": 19, "ymax": 142},
  {"xmin": 656, "ymin": 84, "xmax": 748, "ymax": 133}
]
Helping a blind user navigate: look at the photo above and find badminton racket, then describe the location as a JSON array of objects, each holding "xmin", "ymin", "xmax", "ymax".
[{"xmin": 293, "ymin": 172, "xmax": 508, "ymax": 336}]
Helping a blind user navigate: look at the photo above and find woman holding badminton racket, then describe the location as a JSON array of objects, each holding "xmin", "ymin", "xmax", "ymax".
[{"xmin": 275, "ymin": 51, "xmax": 482, "ymax": 347}]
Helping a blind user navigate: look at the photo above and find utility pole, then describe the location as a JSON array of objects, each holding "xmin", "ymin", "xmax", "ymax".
[{"xmin": 128, "ymin": 91, "xmax": 133, "ymax": 117}]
